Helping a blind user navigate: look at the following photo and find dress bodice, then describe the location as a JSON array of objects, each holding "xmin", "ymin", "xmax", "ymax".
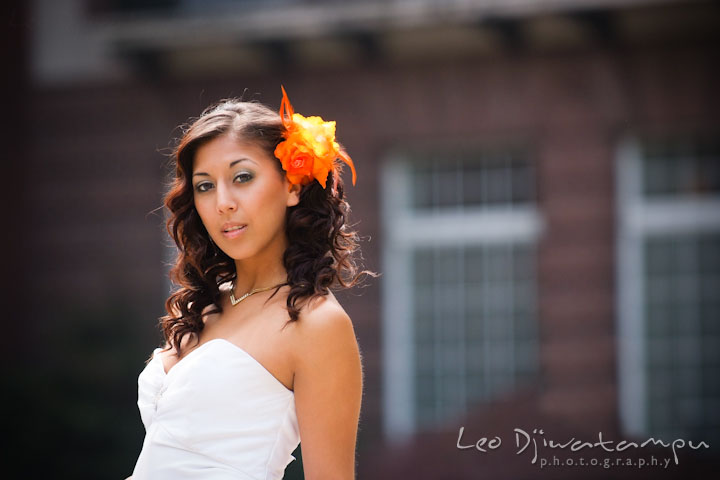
[{"xmin": 132, "ymin": 338, "xmax": 299, "ymax": 480}]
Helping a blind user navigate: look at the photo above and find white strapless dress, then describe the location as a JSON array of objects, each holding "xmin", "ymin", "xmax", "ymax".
[{"xmin": 131, "ymin": 338, "xmax": 300, "ymax": 479}]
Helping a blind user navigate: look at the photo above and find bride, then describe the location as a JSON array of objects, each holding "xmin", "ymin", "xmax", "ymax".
[{"xmin": 128, "ymin": 86, "xmax": 375, "ymax": 479}]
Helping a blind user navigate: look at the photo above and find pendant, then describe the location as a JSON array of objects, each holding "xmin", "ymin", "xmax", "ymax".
[{"xmin": 230, "ymin": 290, "xmax": 252, "ymax": 306}]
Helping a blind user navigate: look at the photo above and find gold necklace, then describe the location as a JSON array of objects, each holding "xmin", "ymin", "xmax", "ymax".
[{"xmin": 230, "ymin": 280, "xmax": 288, "ymax": 306}]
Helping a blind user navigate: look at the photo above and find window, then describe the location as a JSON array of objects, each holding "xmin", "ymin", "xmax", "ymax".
[
  {"xmin": 616, "ymin": 135, "xmax": 720, "ymax": 445},
  {"xmin": 381, "ymin": 144, "xmax": 543, "ymax": 441}
]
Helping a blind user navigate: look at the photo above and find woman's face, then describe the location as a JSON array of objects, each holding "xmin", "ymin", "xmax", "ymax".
[{"xmin": 192, "ymin": 133, "xmax": 300, "ymax": 261}]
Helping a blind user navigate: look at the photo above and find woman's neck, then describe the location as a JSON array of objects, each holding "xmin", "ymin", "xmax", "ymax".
[
  {"xmin": 232, "ymin": 230, "xmax": 290, "ymax": 294},
  {"xmin": 233, "ymin": 258, "xmax": 288, "ymax": 295}
]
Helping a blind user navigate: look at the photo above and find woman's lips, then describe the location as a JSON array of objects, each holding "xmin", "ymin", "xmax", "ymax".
[{"xmin": 222, "ymin": 225, "xmax": 247, "ymax": 239}]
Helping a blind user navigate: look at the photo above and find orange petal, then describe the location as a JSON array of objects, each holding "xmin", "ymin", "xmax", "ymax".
[
  {"xmin": 338, "ymin": 150, "xmax": 357, "ymax": 186},
  {"xmin": 279, "ymin": 85, "xmax": 295, "ymax": 129}
]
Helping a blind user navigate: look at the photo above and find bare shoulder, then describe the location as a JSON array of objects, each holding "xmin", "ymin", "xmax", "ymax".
[
  {"xmin": 301, "ymin": 290, "xmax": 348, "ymax": 321},
  {"xmin": 290, "ymin": 291, "xmax": 361, "ymax": 364},
  {"xmin": 295, "ymin": 291, "xmax": 355, "ymax": 336}
]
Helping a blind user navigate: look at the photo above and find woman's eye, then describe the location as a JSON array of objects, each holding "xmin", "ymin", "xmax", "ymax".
[
  {"xmin": 195, "ymin": 182, "xmax": 212, "ymax": 193},
  {"xmin": 194, "ymin": 173, "xmax": 251, "ymax": 193}
]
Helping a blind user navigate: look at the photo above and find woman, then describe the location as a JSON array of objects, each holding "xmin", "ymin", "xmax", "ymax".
[{"xmin": 129, "ymin": 86, "xmax": 375, "ymax": 479}]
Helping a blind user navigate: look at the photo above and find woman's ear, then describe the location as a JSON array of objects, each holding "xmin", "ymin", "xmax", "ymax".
[{"xmin": 286, "ymin": 182, "xmax": 301, "ymax": 207}]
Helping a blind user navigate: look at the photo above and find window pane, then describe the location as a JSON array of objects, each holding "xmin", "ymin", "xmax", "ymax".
[
  {"xmin": 642, "ymin": 136, "xmax": 720, "ymax": 197},
  {"xmin": 644, "ymin": 232, "xmax": 720, "ymax": 444},
  {"xmin": 412, "ymin": 243, "xmax": 538, "ymax": 429},
  {"xmin": 408, "ymin": 146, "xmax": 533, "ymax": 209}
]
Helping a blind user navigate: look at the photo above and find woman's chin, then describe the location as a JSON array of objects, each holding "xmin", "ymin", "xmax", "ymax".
[{"xmin": 221, "ymin": 248, "xmax": 254, "ymax": 261}]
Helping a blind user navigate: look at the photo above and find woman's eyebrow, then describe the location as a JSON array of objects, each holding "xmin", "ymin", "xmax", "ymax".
[{"xmin": 192, "ymin": 158, "xmax": 256, "ymax": 177}]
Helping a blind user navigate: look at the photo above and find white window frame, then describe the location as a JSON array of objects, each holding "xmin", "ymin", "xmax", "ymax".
[
  {"xmin": 380, "ymin": 151, "xmax": 545, "ymax": 444},
  {"xmin": 615, "ymin": 136, "xmax": 720, "ymax": 438}
]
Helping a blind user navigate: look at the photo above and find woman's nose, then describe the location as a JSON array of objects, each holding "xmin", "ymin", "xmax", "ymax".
[{"xmin": 216, "ymin": 182, "xmax": 237, "ymax": 213}]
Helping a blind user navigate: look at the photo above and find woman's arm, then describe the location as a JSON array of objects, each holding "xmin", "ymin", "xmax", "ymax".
[{"xmin": 292, "ymin": 303, "xmax": 364, "ymax": 480}]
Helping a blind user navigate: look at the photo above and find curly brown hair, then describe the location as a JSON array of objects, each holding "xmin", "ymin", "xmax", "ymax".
[{"xmin": 158, "ymin": 96, "xmax": 377, "ymax": 358}]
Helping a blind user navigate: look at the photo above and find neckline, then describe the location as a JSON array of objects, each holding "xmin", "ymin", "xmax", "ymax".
[{"xmin": 156, "ymin": 338, "xmax": 293, "ymax": 393}]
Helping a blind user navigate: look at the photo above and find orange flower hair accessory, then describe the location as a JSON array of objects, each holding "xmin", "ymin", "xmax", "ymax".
[{"xmin": 274, "ymin": 85, "xmax": 357, "ymax": 192}]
